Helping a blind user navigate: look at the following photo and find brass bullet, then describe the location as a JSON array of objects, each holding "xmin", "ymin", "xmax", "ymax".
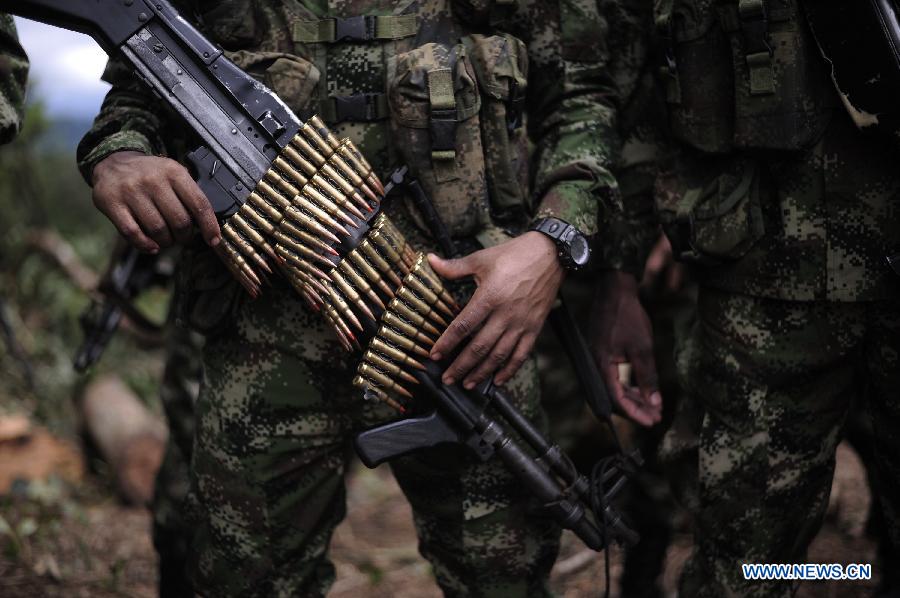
[
  {"xmin": 301, "ymin": 185, "xmax": 358, "ymax": 229},
  {"xmin": 294, "ymin": 195, "xmax": 351, "ymax": 238},
  {"xmin": 238, "ymin": 204, "xmax": 275, "ymax": 236},
  {"xmin": 348, "ymin": 250, "xmax": 394, "ymax": 297},
  {"xmin": 281, "ymin": 206, "xmax": 341, "ymax": 244},
  {"xmin": 257, "ymin": 180, "xmax": 293, "ymax": 211},
  {"xmin": 290, "ymin": 134, "xmax": 326, "ymax": 167},
  {"xmin": 222, "ymin": 223, "xmax": 273, "ymax": 275},
  {"xmin": 369, "ymin": 337, "xmax": 427, "ymax": 371},
  {"xmin": 278, "ymin": 219, "xmax": 339, "ymax": 257},
  {"xmin": 364, "ymin": 351, "xmax": 419, "ymax": 385},
  {"xmin": 330, "ymin": 269, "xmax": 377, "ymax": 323},
  {"xmin": 272, "ymin": 156, "xmax": 309, "ymax": 189},
  {"xmin": 265, "ymin": 168, "xmax": 301, "ymax": 199},
  {"xmin": 338, "ymin": 260, "xmax": 386, "ymax": 310},
  {"xmin": 352, "ymin": 376, "xmax": 407, "ymax": 413},
  {"xmin": 323, "ymin": 300, "xmax": 356, "ymax": 344},
  {"xmin": 282, "ymin": 144, "xmax": 319, "ymax": 177},
  {"xmin": 308, "ymin": 115, "xmax": 341, "ymax": 150},
  {"xmin": 214, "ymin": 243, "xmax": 259, "ymax": 298},
  {"xmin": 220, "ymin": 239, "xmax": 262, "ymax": 288},
  {"xmin": 274, "ymin": 233, "xmax": 336, "ymax": 269},
  {"xmin": 231, "ymin": 213, "xmax": 277, "ymax": 259},
  {"xmin": 414, "ymin": 257, "xmax": 460, "ymax": 311},
  {"xmin": 274, "ymin": 245, "xmax": 332, "ymax": 281},
  {"xmin": 386, "ymin": 297, "xmax": 442, "ymax": 337},
  {"xmin": 358, "ymin": 364, "xmax": 414, "ymax": 399},
  {"xmin": 338, "ymin": 141, "xmax": 384, "ymax": 196},
  {"xmin": 407, "ymin": 274, "xmax": 454, "ymax": 318},
  {"xmin": 299, "ymin": 120, "xmax": 337, "ymax": 158},
  {"xmin": 378, "ymin": 325, "xmax": 430, "ymax": 358},
  {"xmin": 370, "ymin": 230, "xmax": 411, "ymax": 275},
  {"xmin": 327, "ymin": 153, "xmax": 372, "ymax": 198},
  {"xmin": 383, "ymin": 311, "xmax": 436, "ymax": 347},
  {"xmin": 360, "ymin": 240, "xmax": 404, "ymax": 286},
  {"xmin": 396, "ymin": 286, "xmax": 449, "ymax": 329},
  {"xmin": 310, "ymin": 174, "xmax": 365, "ymax": 220},
  {"xmin": 324, "ymin": 283, "xmax": 364, "ymax": 331},
  {"xmin": 283, "ymin": 263, "xmax": 331, "ymax": 298},
  {"xmin": 247, "ymin": 191, "xmax": 284, "ymax": 222}
]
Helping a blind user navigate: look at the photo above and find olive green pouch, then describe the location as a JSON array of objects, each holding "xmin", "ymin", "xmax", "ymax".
[
  {"xmin": 462, "ymin": 33, "xmax": 530, "ymax": 224},
  {"xmin": 656, "ymin": 155, "xmax": 765, "ymax": 264},
  {"xmin": 388, "ymin": 42, "xmax": 488, "ymax": 237}
]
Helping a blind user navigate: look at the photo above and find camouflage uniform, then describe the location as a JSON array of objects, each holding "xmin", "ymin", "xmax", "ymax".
[
  {"xmin": 0, "ymin": 14, "xmax": 28, "ymax": 144},
  {"xmin": 646, "ymin": 0, "xmax": 900, "ymax": 595},
  {"xmin": 77, "ymin": 1, "xmax": 622, "ymax": 596}
]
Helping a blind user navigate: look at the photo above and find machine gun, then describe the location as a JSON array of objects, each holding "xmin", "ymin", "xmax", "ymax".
[
  {"xmin": 74, "ymin": 242, "xmax": 172, "ymax": 372},
  {"xmin": 2, "ymin": 0, "xmax": 639, "ymax": 551}
]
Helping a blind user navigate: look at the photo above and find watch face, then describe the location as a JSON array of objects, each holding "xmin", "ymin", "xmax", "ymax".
[{"xmin": 569, "ymin": 234, "xmax": 591, "ymax": 267}]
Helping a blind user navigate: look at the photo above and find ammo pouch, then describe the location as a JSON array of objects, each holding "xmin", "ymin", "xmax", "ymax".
[
  {"xmin": 656, "ymin": 0, "xmax": 833, "ymax": 153},
  {"xmin": 388, "ymin": 42, "xmax": 488, "ymax": 237},
  {"xmin": 463, "ymin": 33, "xmax": 530, "ymax": 223},
  {"xmin": 656, "ymin": 153, "xmax": 765, "ymax": 264}
]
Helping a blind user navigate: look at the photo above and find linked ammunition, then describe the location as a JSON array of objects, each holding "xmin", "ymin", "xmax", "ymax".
[
  {"xmin": 330, "ymin": 268, "xmax": 377, "ymax": 323},
  {"xmin": 282, "ymin": 144, "xmax": 319, "ymax": 176},
  {"xmin": 309, "ymin": 115, "xmax": 341, "ymax": 150},
  {"xmin": 325, "ymin": 283, "xmax": 364, "ymax": 332},
  {"xmin": 383, "ymin": 311, "xmax": 435, "ymax": 347},
  {"xmin": 281, "ymin": 206, "xmax": 341, "ymax": 244},
  {"xmin": 230, "ymin": 213, "xmax": 277, "ymax": 260},
  {"xmin": 238, "ymin": 204, "xmax": 275, "ymax": 236},
  {"xmin": 256, "ymin": 180, "xmax": 293, "ymax": 211},
  {"xmin": 291, "ymin": 134, "xmax": 327, "ymax": 168},
  {"xmin": 275, "ymin": 231, "xmax": 336, "ymax": 269},
  {"xmin": 222, "ymin": 223, "xmax": 273, "ymax": 274},
  {"xmin": 273, "ymin": 156, "xmax": 309, "ymax": 189},
  {"xmin": 370, "ymin": 337, "xmax": 427, "ymax": 371},
  {"xmin": 302, "ymin": 185, "xmax": 357, "ymax": 229},
  {"xmin": 352, "ymin": 376, "xmax": 407, "ymax": 413},
  {"xmin": 247, "ymin": 191, "xmax": 284, "ymax": 222},
  {"xmin": 363, "ymin": 351, "xmax": 419, "ymax": 385},
  {"xmin": 370, "ymin": 230, "xmax": 411, "ymax": 275},
  {"xmin": 360, "ymin": 239, "xmax": 404, "ymax": 286},
  {"xmin": 309, "ymin": 173, "xmax": 366, "ymax": 220},
  {"xmin": 337, "ymin": 260, "xmax": 386, "ymax": 310},
  {"xmin": 407, "ymin": 274, "xmax": 454, "ymax": 318},
  {"xmin": 387, "ymin": 296, "xmax": 442, "ymax": 337},
  {"xmin": 396, "ymin": 285, "xmax": 450, "ymax": 329},
  {"xmin": 265, "ymin": 167, "xmax": 301, "ymax": 198},
  {"xmin": 294, "ymin": 194, "xmax": 351, "ymax": 238},
  {"xmin": 358, "ymin": 363, "xmax": 414, "ymax": 398},
  {"xmin": 278, "ymin": 219, "xmax": 339, "ymax": 257},
  {"xmin": 348, "ymin": 250, "xmax": 395, "ymax": 297},
  {"xmin": 378, "ymin": 325, "xmax": 430, "ymax": 358},
  {"xmin": 219, "ymin": 239, "xmax": 262, "ymax": 288}
]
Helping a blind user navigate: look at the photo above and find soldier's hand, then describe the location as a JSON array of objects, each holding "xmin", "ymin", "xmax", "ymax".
[
  {"xmin": 428, "ymin": 232, "xmax": 565, "ymax": 389},
  {"xmin": 92, "ymin": 151, "xmax": 221, "ymax": 253},
  {"xmin": 591, "ymin": 270, "xmax": 662, "ymax": 427}
]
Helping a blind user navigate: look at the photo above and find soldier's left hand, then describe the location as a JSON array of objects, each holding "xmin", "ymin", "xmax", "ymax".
[{"xmin": 428, "ymin": 232, "xmax": 565, "ymax": 389}]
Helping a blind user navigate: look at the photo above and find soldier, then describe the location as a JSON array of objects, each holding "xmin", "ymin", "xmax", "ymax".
[
  {"xmin": 76, "ymin": 1, "xmax": 632, "ymax": 596},
  {"xmin": 0, "ymin": 13, "xmax": 28, "ymax": 145},
  {"xmin": 593, "ymin": 1, "xmax": 900, "ymax": 596}
]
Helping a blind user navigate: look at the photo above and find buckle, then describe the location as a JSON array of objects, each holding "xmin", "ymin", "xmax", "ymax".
[
  {"xmin": 429, "ymin": 107, "xmax": 458, "ymax": 153},
  {"xmin": 333, "ymin": 15, "xmax": 377, "ymax": 42},
  {"xmin": 331, "ymin": 93, "xmax": 385, "ymax": 123},
  {"xmin": 506, "ymin": 78, "xmax": 525, "ymax": 132}
]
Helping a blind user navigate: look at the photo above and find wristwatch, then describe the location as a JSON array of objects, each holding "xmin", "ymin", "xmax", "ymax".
[{"xmin": 529, "ymin": 217, "xmax": 591, "ymax": 271}]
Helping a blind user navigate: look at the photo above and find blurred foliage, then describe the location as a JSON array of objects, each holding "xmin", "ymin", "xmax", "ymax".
[{"xmin": 0, "ymin": 101, "xmax": 169, "ymax": 437}]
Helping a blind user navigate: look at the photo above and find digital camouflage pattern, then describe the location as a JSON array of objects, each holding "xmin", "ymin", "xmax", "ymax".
[
  {"xmin": 0, "ymin": 14, "xmax": 28, "ymax": 145},
  {"xmin": 646, "ymin": 0, "xmax": 900, "ymax": 595},
  {"xmin": 662, "ymin": 288, "xmax": 900, "ymax": 598},
  {"xmin": 77, "ymin": 0, "xmax": 619, "ymax": 595}
]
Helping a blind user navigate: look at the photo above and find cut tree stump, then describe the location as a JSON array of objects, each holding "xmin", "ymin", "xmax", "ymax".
[{"xmin": 80, "ymin": 375, "xmax": 167, "ymax": 506}]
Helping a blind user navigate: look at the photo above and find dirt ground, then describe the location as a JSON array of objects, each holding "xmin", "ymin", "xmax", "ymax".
[{"xmin": 0, "ymin": 459, "xmax": 882, "ymax": 598}]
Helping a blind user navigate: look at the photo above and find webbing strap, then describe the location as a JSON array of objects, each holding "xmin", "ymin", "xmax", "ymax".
[
  {"xmin": 427, "ymin": 68, "xmax": 458, "ymax": 182},
  {"xmin": 738, "ymin": 0, "xmax": 775, "ymax": 95},
  {"xmin": 320, "ymin": 93, "xmax": 389, "ymax": 124},
  {"xmin": 293, "ymin": 15, "xmax": 417, "ymax": 43}
]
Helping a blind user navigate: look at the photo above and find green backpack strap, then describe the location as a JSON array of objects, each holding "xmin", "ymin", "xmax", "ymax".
[
  {"xmin": 738, "ymin": 0, "xmax": 776, "ymax": 95},
  {"xmin": 293, "ymin": 15, "xmax": 417, "ymax": 43},
  {"xmin": 427, "ymin": 66, "xmax": 459, "ymax": 182}
]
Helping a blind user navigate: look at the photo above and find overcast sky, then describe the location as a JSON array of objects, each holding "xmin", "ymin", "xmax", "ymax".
[{"xmin": 15, "ymin": 17, "xmax": 110, "ymax": 120}]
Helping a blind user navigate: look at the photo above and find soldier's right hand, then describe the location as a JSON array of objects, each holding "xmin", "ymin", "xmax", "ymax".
[{"xmin": 91, "ymin": 151, "xmax": 221, "ymax": 253}]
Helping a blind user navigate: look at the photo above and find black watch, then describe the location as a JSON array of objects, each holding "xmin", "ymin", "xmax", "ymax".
[{"xmin": 529, "ymin": 217, "xmax": 591, "ymax": 271}]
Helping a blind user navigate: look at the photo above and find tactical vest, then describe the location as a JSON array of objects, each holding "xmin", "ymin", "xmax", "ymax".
[
  {"xmin": 193, "ymin": 0, "xmax": 530, "ymax": 239},
  {"xmin": 655, "ymin": 0, "xmax": 836, "ymax": 153}
]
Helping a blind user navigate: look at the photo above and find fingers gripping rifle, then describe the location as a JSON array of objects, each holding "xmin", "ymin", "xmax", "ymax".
[{"xmin": 5, "ymin": 0, "xmax": 638, "ymax": 550}]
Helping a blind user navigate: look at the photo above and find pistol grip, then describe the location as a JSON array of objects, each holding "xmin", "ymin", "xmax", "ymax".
[{"xmin": 353, "ymin": 411, "xmax": 462, "ymax": 468}]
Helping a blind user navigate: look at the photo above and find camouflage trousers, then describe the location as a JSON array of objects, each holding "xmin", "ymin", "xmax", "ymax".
[
  {"xmin": 661, "ymin": 286, "xmax": 900, "ymax": 597},
  {"xmin": 186, "ymin": 278, "xmax": 561, "ymax": 597}
]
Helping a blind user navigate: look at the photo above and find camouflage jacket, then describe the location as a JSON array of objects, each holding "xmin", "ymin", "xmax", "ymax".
[
  {"xmin": 651, "ymin": 0, "xmax": 900, "ymax": 302},
  {"xmin": 0, "ymin": 14, "xmax": 28, "ymax": 145},
  {"xmin": 78, "ymin": 0, "xmax": 623, "ymax": 250}
]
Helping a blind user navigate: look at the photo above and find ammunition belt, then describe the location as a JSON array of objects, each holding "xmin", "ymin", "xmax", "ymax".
[{"xmin": 214, "ymin": 115, "xmax": 460, "ymax": 412}]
